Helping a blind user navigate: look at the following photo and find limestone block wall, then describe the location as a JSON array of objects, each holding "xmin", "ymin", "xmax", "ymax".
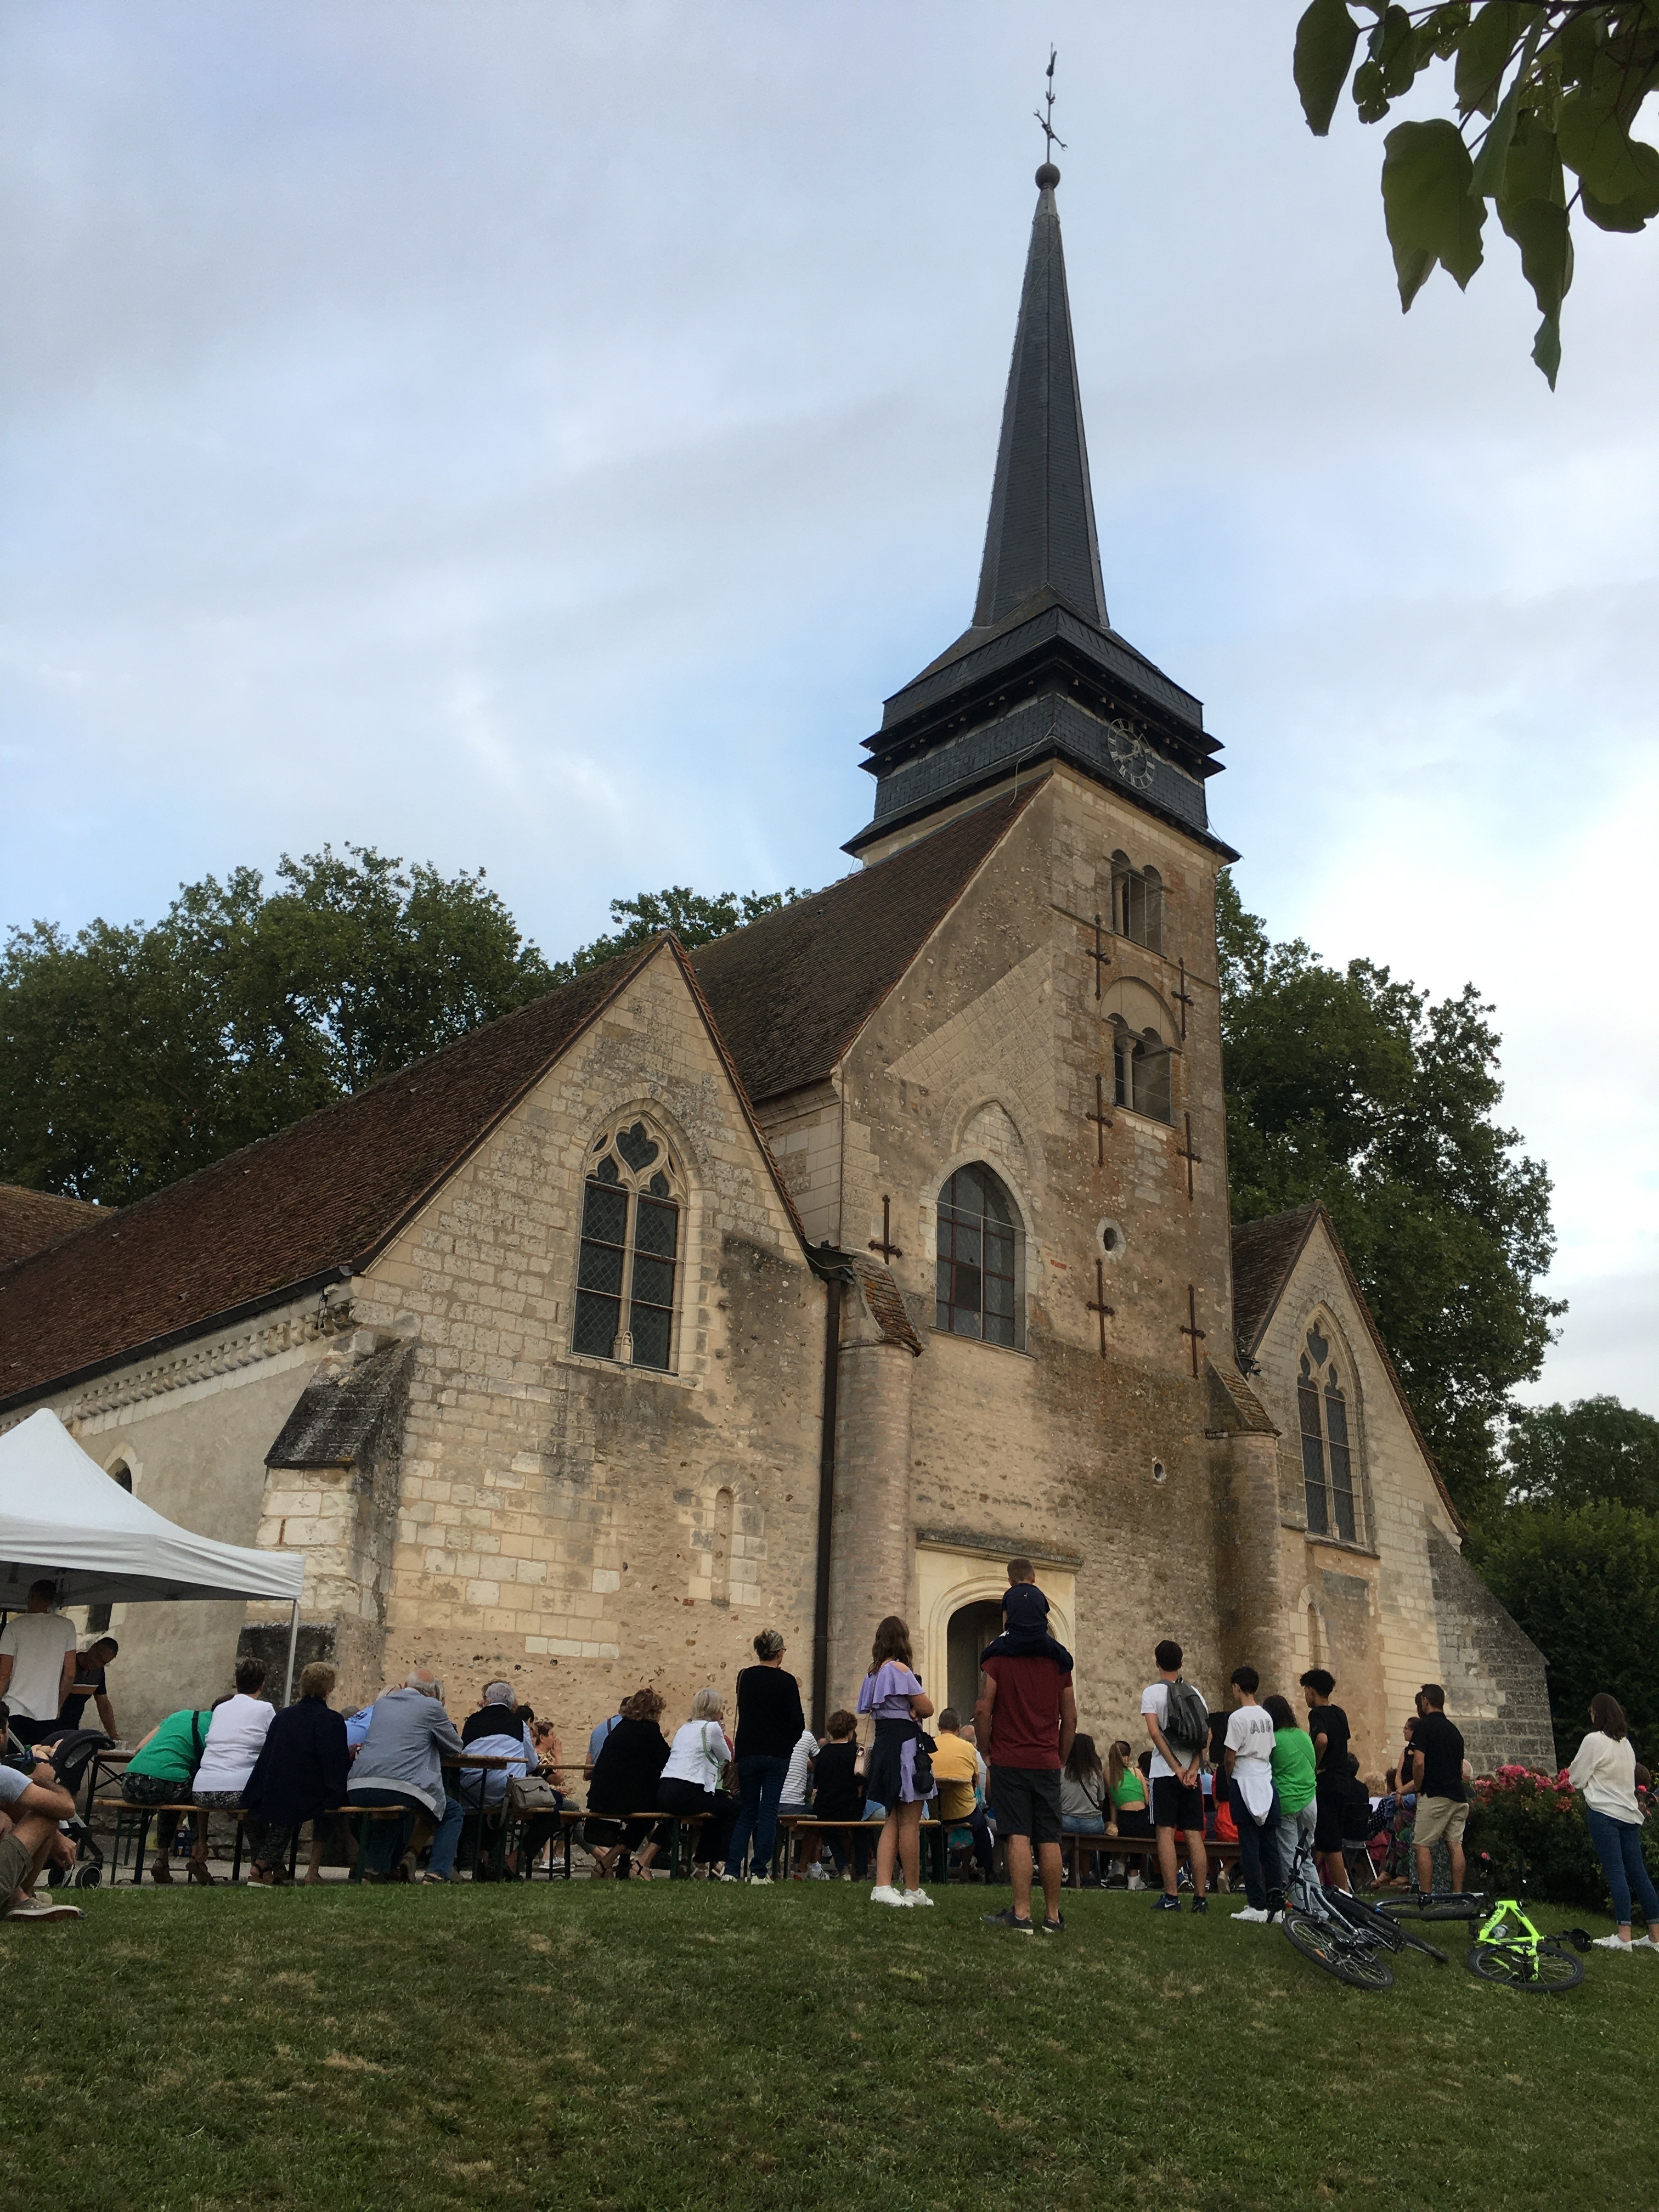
[
  {"xmin": 348, "ymin": 942, "xmax": 825, "ymax": 1737},
  {"xmin": 1, "ymin": 1296, "xmax": 347, "ymax": 1735},
  {"xmin": 826, "ymin": 1331, "xmax": 916, "ymax": 1716}
]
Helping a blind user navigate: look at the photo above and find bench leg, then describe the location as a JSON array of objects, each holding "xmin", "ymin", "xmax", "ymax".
[
  {"xmin": 231, "ymin": 1817, "xmax": 246, "ymax": 1886},
  {"xmin": 133, "ymin": 1809, "xmax": 152, "ymax": 1885}
]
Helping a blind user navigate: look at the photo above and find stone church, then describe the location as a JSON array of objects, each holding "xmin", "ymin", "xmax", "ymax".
[{"xmin": 0, "ymin": 166, "xmax": 1552, "ymax": 1779}]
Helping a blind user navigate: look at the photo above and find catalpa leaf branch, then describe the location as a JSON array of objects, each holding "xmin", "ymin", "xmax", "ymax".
[{"xmin": 1293, "ymin": 1, "xmax": 1659, "ymax": 384}]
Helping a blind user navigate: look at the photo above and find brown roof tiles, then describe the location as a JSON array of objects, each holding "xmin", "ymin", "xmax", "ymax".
[{"xmin": 0, "ymin": 1184, "xmax": 101, "ymax": 1273}]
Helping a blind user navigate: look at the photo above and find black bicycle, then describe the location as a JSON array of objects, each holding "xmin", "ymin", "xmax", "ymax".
[{"xmin": 1278, "ymin": 1837, "xmax": 1448, "ymax": 1990}]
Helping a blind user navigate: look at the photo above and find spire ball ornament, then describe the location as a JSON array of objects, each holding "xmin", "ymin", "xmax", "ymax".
[{"xmin": 1036, "ymin": 162, "xmax": 1060, "ymax": 189}]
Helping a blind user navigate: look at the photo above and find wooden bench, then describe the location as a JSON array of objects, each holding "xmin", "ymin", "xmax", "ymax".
[
  {"xmin": 548, "ymin": 1805, "xmax": 708, "ymax": 1881},
  {"xmin": 772, "ymin": 1816, "xmax": 946, "ymax": 1883}
]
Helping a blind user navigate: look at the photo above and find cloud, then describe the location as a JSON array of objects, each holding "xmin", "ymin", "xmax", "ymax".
[{"xmin": 1, "ymin": 0, "xmax": 1654, "ymax": 1408}]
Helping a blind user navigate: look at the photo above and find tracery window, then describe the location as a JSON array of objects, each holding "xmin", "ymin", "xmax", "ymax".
[
  {"xmin": 935, "ymin": 1163, "xmax": 1023, "ymax": 1349},
  {"xmin": 1110, "ymin": 1016, "xmax": 1173, "ymax": 1125},
  {"xmin": 1298, "ymin": 1322, "xmax": 1358, "ymax": 1543},
  {"xmin": 572, "ymin": 1120, "xmax": 681, "ymax": 1372},
  {"xmin": 1110, "ymin": 851, "xmax": 1163, "ymax": 952}
]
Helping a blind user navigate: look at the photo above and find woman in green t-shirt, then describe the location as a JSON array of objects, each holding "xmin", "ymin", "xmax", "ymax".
[
  {"xmin": 120, "ymin": 1708, "xmax": 211, "ymax": 1884},
  {"xmin": 1263, "ymin": 1694, "xmax": 1317, "ymax": 1893},
  {"xmin": 1107, "ymin": 1738, "xmax": 1153, "ymax": 1891}
]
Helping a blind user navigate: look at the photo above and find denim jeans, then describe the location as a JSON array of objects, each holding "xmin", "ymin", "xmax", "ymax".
[
  {"xmin": 1228, "ymin": 1777, "xmax": 1282, "ymax": 1911},
  {"xmin": 349, "ymin": 1786, "xmax": 467, "ymax": 1878},
  {"xmin": 1587, "ymin": 1806, "xmax": 1659, "ymax": 1928},
  {"xmin": 724, "ymin": 1753, "xmax": 790, "ymax": 1878}
]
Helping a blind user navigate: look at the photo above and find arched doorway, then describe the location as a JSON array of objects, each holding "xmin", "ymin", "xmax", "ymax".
[{"xmin": 946, "ymin": 1600, "xmax": 1005, "ymax": 1724}]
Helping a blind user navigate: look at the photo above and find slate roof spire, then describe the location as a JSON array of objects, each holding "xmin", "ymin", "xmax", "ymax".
[{"xmin": 973, "ymin": 162, "xmax": 1108, "ymax": 631}]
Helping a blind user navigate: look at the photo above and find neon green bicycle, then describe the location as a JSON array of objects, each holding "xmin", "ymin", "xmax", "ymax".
[{"xmin": 1464, "ymin": 1893, "xmax": 1587, "ymax": 1993}]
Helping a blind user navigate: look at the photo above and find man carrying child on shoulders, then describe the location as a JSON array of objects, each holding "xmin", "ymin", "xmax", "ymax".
[{"xmin": 975, "ymin": 1558, "xmax": 1076, "ymax": 1938}]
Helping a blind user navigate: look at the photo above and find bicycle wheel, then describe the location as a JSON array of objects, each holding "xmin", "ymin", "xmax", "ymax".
[
  {"xmin": 1283, "ymin": 1911, "xmax": 1395, "ymax": 1989},
  {"xmin": 1465, "ymin": 1939, "xmax": 1585, "ymax": 1993}
]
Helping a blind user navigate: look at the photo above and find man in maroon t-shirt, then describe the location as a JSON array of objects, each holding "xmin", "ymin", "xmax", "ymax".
[{"xmin": 975, "ymin": 1646, "xmax": 1077, "ymax": 1934}]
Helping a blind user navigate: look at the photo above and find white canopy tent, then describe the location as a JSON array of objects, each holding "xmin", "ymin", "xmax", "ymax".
[{"xmin": 0, "ymin": 1408, "xmax": 307, "ymax": 1700}]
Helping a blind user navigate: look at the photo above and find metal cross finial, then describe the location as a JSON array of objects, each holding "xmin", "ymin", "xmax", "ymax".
[{"xmin": 1034, "ymin": 47, "xmax": 1066, "ymax": 163}]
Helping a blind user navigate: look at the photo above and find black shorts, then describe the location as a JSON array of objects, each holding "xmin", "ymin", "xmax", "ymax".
[
  {"xmin": 1313, "ymin": 1780, "xmax": 1345, "ymax": 1852},
  {"xmin": 1152, "ymin": 1775, "xmax": 1204, "ymax": 1832},
  {"xmin": 988, "ymin": 1765, "xmax": 1063, "ymax": 1846}
]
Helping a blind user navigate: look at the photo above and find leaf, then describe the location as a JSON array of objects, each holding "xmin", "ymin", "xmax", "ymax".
[
  {"xmin": 1468, "ymin": 80, "xmax": 1521, "ymax": 200},
  {"xmin": 1581, "ymin": 139, "xmax": 1659, "ymax": 229},
  {"xmin": 1502, "ymin": 120, "xmax": 1565, "ymax": 211},
  {"xmin": 1294, "ymin": 0, "xmax": 1362, "ymax": 135},
  {"xmin": 1454, "ymin": 1, "xmax": 1520, "ymax": 119},
  {"xmin": 1376, "ymin": 4, "xmax": 1421, "ymax": 97},
  {"xmin": 1497, "ymin": 195, "xmax": 1572, "ymax": 388},
  {"xmin": 1558, "ymin": 90, "xmax": 1653, "ymax": 205},
  {"xmin": 1381, "ymin": 119, "xmax": 1488, "ymax": 307},
  {"xmin": 1353, "ymin": 57, "xmax": 1391, "ymax": 122}
]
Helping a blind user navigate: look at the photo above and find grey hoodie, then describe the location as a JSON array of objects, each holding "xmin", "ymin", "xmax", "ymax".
[{"xmin": 347, "ymin": 1687, "xmax": 464, "ymax": 1817}]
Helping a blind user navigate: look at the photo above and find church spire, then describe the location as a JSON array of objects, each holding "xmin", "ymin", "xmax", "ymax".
[{"xmin": 973, "ymin": 160, "xmax": 1108, "ymax": 632}]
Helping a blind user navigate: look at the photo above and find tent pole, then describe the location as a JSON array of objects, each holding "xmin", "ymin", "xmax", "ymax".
[{"xmin": 282, "ymin": 1599, "xmax": 300, "ymax": 1705}]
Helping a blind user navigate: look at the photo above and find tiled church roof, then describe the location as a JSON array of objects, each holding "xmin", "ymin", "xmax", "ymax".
[
  {"xmin": 1230, "ymin": 1205, "xmax": 1321, "ymax": 1357},
  {"xmin": 0, "ymin": 790, "xmax": 1032, "ymax": 1410},
  {"xmin": 0, "ymin": 1184, "xmax": 100, "ymax": 1273},
  {"xmin": 694, "ymin": 786, "xmax": 1037, "ymax": 1103},
  {"xmin": 0, "ymin": 947, "xmax": 656, "ymax": 1412}
]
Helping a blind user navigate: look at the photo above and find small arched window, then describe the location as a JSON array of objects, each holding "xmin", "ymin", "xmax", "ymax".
[
  {"xmin": 1297, "ymin": 1322, "xmax": 1358, "ymax": 1543},
  {"xmin": 935, "ymin": 1163, "xmax": 1023, "ymax": 1348},
  {"xmin": 572, "ymin": 1120, "xmax": 682, "ymax": 1372},
  {"xmin": 1110, "ymin": 851, "xmax": 1164, "ymax": 953},
  {"xmin": 1110, "ymin": 1017, "xmax": 1173, "ymax": 1125}
]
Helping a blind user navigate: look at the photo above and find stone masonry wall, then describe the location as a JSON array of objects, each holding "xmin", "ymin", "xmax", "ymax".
[{"xmin": 346, "ymin": 942, "xmax": 824, "ymax": 1735}]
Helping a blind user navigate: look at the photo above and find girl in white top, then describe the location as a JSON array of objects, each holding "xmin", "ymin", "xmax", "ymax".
[
  {"xmin": 187, "ymin": 1658, "xmax": 276, "ymax": 1884},
  {"xmin": 658, "ymin": 1688, "xmax": 733, "ymax": 1875},
  {"xmin": 1568, "ymin": 1691, "xmax": 1659, "ymax": 1952}
]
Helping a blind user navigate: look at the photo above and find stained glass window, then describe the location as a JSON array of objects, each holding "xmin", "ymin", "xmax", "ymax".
[
  {"xmin": 1299, "ymin": 1328, "xmax": 1361, "ymax": 1543},
  {"xmin": 935, "ymin": 1164, "xmax": 1021, "ymax": 1348},
  {"xmin": 572, "ymin": 1123, "xmax": 681, "ymax": 1371}
]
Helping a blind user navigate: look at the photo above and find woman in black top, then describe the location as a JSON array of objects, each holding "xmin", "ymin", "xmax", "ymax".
[
  {"xmin": 720, "ymin": 1629, "xmax": 805, "ymax": 1882},
  {"xmin": 1299, "ymin": 1668, "xmax": 1353, "ymax": 1893},
  {"xmin": 587, "ymin": 1688, "xmax": 670, "ymax": 1876}
]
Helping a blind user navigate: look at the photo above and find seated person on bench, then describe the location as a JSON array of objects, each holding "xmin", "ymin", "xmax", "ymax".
[
  {"xmin": 241, "ymin": 1661, "xmax": 350, "ymax": 1884},
  {"xmin": 0, "ymin": 1747, "xmax": 82, "ymax": 1922},
  {"xmin": 347, "ymin": 1669, "xmax": 467, "ymax": 1883},
  {"xmin": 119, "ymin": 1702, "xmax": 213, "ymax": 1883}
]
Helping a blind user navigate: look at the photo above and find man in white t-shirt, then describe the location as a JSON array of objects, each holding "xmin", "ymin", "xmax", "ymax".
[
  {"xmin": 0, "ymin": 1582, "xmax": 78, "ymax": 1747},
  {"xmin": 1141, "ymin": 1638, "xmax": 1209, "ymax": 1913},
  {"xmin": 1222, "ymin": 1666, "xmax": 1282, "ymax": 1923}
]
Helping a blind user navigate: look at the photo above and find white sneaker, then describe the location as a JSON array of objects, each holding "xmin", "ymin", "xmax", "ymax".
[
  {"xmin": 1127, "ymin": 1874, "xmax": 1145, "ymax": 1891},
  {"xmin": 869, "ymin": 1884, "xmax": 907, "ymax": 1907},
  {"xmin": 806, "ymin": 1864, "xmax": 831, "ymax": 1881},
  {"xmin": 3, "ymin": 1895, "xmax": 84, "ymax": 1922},
  {"xmin": 747, "ymin": 1872, "xmax": 771, "ymax": 1885},
  {"xmin": 1593, "ymin": 1933, "xmax": 1634, "ymax": 1950},
  {"xmin": 1231, "ymin": 1906, "xmax": 1271, "ymax": 1924},
  {"xmin": 903, "ymin": 1888, "xmax": 935, "ymax": 1907},
  {"xmin": 1639, "ymin": 1934, "xmax": 1659, "ymax": 1951}
]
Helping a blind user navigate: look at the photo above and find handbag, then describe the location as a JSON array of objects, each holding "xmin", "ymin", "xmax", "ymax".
[{"xmin": 506, "ymin": 1773, "xmax": 561, "ymax": 1815}]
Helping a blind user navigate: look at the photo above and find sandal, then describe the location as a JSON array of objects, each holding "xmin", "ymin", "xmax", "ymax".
[
  {"xmin": 149, "ymin": 1854, "xmax": 174, "ymax": 1885},
  {"xmin": 187, "ymin": 1858, "xmax": 216, "ymax": 1886}
]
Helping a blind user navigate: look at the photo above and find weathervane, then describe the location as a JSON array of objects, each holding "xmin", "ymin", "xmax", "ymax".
[{"xmin": 1034, "ymin": 46, "xmax": 1065, "ymax": 172}]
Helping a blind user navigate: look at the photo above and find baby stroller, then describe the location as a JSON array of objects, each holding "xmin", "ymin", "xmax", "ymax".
[{"xmin": 31, "ymin": 1727, "xmax": 110, "ymax": 1889}]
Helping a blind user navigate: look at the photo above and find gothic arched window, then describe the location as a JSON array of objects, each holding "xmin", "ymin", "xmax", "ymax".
[
  {"xmin": 935, "ymin": 1163, "xmax": 1023, "ymax": 1349},
  {"xmin": 1297, "ymin": 1321, "xmax": 1358, "ymax": 1543},
  {"xmin": 572, "ymin": 1120, "xmax": 682, "ymax": 1372},
  {"xmin": 1110, "ymin": 1017, "xmax": 1173, "ymax": 1125},
  {"xmin": 1110, "ymin": 850, "xmax": 1164, "ymax": 953}
]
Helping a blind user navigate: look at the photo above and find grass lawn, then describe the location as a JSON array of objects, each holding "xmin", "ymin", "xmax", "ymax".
[{"xmin": 3, "ymin": 1881, "xmax": 1655, "ymax": 2211}]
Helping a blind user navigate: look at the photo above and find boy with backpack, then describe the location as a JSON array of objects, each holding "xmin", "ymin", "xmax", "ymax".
[{"xmin": 1141, "ymin": 1639, "xmax": 1209, "ymax": 1914}]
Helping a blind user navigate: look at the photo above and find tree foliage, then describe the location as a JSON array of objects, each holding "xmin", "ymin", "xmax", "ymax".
[
  {"xmin": 1503, "ymin": 1393, "xmax": 1659, "ymax": 1511},
  {"xmin": 1470, "ymin": 1501, "xmax": 1659, "ymax": 1751},
  {"xmin": 0, "ymin": 848, "xmax": 555, "ymax": 1205},
  {"xmin": 1294, "ymin": 2, "xmax": 1659, "ymax": 382},
  {"xmin": 1217, "ymin": 869, "xmax": 1562, "ymax": 1520},
  {"xmin": 549, "ymin": 885, "xmax": 807, "ymax": 985}
]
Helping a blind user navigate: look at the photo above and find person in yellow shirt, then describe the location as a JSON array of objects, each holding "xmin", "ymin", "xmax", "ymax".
[{"xmin": 933, "ymin": 1708, "xmax": 995, "ymax": 1878}]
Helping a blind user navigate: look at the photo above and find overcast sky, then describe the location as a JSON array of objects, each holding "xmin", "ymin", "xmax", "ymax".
[{"xmin": 3, "ymin": 2, "xmax": 1655, "ymax": 1413}]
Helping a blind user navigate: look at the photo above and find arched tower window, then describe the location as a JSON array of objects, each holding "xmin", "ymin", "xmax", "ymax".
[
  {"xmin": 1297, "ymin": 1321, "xmax": 1359, "ymax": 1543},
  {"xmin": 1110, "ymin": 851, "xmax": 1164, "ymax": 953},
  {"xmin": 572, "ymin": 1120, "xmax": 682, "ymax": 1372},
  {"xmin": 935, "ymin": 1163, "xmax": 1023, "ymax": 1349},
  {"xmin": 1109, "ymin": 1016, "xmax": 1173, "ymax": 1125}
]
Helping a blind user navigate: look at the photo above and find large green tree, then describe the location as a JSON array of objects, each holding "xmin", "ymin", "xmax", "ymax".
[
  {"xmin": 548, "ymin": 885, "xmax": 806, "ymax": 984},
  {"xmin": 1218, "ymin": 871, "xmax": 1562, "ymax": 1520},
  {"xmin": 0, "ymin": 847, "xmax": 555, "ymax": 1205},
  {"xmin": 1471, "ymin": 1501, "xmax": 1659, "ymax": 1750},
  {"xmin": 1503, "ymin": 1393, "xmax": 1659, "ymax": 1511},
  {"xmin": 1293, "ymin": 2, "xmax": 1659, "ymax": 383}
]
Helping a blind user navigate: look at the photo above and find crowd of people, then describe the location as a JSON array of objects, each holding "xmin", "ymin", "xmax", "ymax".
[{"xmin": 2, "ymin": 1560, "xmax": 1654, "ymax": 1945}]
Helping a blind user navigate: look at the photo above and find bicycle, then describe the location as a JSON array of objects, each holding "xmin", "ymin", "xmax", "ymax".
[
  {"xmin": 1277, "ymin": 1837, "xmax": 1448, "ymax": 1990},
  {"xmin": 1379, "ymin": 1858, "xmax": 1589, "ymax": 1993}
]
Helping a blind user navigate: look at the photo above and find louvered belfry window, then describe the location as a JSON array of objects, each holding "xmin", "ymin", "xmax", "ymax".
[
  {"xmin": 573, "ymin": 1121, "xmax": 680, "ymax": 1371},
  {"xmin": 1109, "ymin": 1017, "xmax": 1173, "ymax": 1125},
  {"xmin": 1298, "ymin": 1323, "xmax": 1358, "ymax": 1542},
  {"xmin": 935, "ymin": 1163, "xmax": 1022, "ymax": 1348}
]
